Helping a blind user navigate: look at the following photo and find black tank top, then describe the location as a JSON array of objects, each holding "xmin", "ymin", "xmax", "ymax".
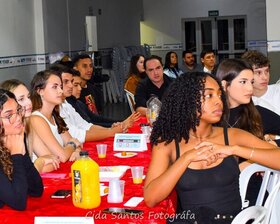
[{"xmin": 175, "ymin": 127, "xmax": 241, "ymax": 218}]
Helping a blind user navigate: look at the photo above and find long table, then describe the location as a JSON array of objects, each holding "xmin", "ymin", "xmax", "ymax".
[{"xmin": 0, "ymin": 117, "xmax": 176, "ymax": 224}]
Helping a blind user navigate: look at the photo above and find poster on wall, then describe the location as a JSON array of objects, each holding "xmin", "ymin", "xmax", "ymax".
[
  {"xmin": 0, "ymin": 55, "xmax": 47, "ymax": 69},
  {"xmin": 267, "ymin": 40, "xmax": 280, "ymax": 52},
  {"xmin": 247, "ymin": 40, "xmax": 267, "ymax": 55}
]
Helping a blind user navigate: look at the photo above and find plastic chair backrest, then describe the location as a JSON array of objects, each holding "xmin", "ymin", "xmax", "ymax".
[
  {"xmin": 124, "ymin": 89, "xmax": 135, "ymax": 113},
  {"xmin": 239, "ymin": 163, "xmax": 280, "ymax": 209},
  {"xmin": 231, "ymin": 206, "xmax": 267, "ymax": 224},
  {"xmin": 263, "ymin": 181, "xmax": 280, "ymax": 224}
]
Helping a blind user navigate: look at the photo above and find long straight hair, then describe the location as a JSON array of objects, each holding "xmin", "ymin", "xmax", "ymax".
[
  {"xmin": 30, "ymin": 70, "xmax": 68, "ymax": 134},
  {"xmin": 164, "ymin": 51, "xmax": 179, "ymax": 69},
  {"xmin": 216, "ymin": 58, "xmax": 263, "ymax": 139},
  {"xmin": 127, "ymin": 54, "xmax": 146, "ymax": 79}
]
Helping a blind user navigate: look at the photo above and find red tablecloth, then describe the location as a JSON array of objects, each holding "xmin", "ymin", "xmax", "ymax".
[{"xmin": 0, "ymin": 117, "xmax": 176, "ymax": 224}]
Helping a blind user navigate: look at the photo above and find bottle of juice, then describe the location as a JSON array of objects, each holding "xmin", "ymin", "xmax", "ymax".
[{"xmin": 71, "ymin": 151, "xmax": 101, "ymax": 209}]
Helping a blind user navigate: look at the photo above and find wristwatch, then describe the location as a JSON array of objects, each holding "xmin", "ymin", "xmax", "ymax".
[{"xmin": 66, "ymin": 141, "xmax": 77, "ymax": 150}]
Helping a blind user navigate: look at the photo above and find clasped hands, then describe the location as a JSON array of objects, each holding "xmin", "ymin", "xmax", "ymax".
[{"xmin": 190, "ymin": 141, "xmax": 233, "ymax": 166}]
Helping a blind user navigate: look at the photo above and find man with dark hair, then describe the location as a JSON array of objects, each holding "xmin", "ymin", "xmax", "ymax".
[
  {"xmin": 242, "ymin": 50, "xmax": 280, "ymax": 115},
  {"xmin": 181, "ymin": 50, "xmax": 202, "ymax": 73},
  {"xmin": 72, "ymin": 53, "xmax": 103, "ymax": 114},
  {"xmin": 68, "ymin": 69, "xmax": 119, "ymax": 127},
  {"xmin": 50, "ymin": 63, "xmax": 139, "ymax": 143},
  {"xmin": 134, "ymin": 55, "xmax": 173, "ymax": 116},
  {"xmin": 200, "ymin": 49, "xmax": 217, "ymax": 75}
]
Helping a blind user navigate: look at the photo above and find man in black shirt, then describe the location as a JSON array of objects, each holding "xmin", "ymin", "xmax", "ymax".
[
  {"xmin": 72, "ymin": 53, "xmax": 103, "ymax": 114},
  {"xmin": 134, "ymin": 55, "xmax": 174, "ymax": 116}
]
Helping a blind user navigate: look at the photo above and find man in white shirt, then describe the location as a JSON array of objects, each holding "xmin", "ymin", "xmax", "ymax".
[{"xmin": 242, "ymin": 50, "xmax": 280, "ymax": 115}]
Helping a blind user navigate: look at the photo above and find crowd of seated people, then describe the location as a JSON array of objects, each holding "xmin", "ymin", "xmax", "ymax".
[{"xmin": 1, "ymin": 50, "xmax": 280, "ymax": 224}]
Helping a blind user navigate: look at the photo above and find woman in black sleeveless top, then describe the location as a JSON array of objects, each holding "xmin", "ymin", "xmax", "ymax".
[
  {"xmin": 144, "ymin": 72, "xmax": 280, "ymax": 223},
  {"xmin": 216, "ymin": 58, "xmax": 280, "ymax": 206}
]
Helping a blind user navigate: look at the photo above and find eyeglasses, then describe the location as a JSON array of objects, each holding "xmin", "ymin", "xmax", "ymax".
[{"xmin": 0, "ymin": 107, "xmax": 25, "ymax": 124}]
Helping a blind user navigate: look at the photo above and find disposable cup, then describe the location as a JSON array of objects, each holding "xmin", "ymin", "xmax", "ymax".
[
  {"xmin": 119, "ymin": 180, "xmax": 125, "ymax": 199},
  {"xmin": 96, "ymin": 144, "xmax": 107, "ymax": 158},
  {"xmin": 141, "ymin": 126, "xmax": 151, "ymax": 143},
  {"xmin": 107, "ymin": 179, "xmax": 123, "ymax": 203},
  {"xmin": 131, "ymin": 166, "xmax": 144, "ymax": 184}
]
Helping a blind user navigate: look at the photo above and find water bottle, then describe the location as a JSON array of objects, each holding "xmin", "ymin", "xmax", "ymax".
[
  {"xmin": 71, "ymin": 151, "xmax": 101, "ymax": 209},
  {"xmin": 146, "ymin": 95, "xmax": 162, "ymax": 125}
]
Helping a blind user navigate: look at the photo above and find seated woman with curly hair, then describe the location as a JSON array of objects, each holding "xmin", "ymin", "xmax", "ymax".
[
  {"xmin": 144, "ymin": 72, "xmax": 280, "ymax": 223},
  {"xmin": 0, "ymin": 89, "xmax": 43, "ymax": 210}
]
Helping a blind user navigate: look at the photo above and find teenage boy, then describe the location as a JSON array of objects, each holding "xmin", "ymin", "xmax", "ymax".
[{"xmin": 242, "ymin": 50, "xmax": 280, "ymax": 115}]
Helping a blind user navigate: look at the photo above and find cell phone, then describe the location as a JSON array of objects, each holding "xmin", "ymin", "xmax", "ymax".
[
  {"xmin": 102, "ymin": 207, "xmax": 143, "ymax": 215},
  {"xmin": 50, "ymin": 190, "xmax": 71, "ymax": 199}
]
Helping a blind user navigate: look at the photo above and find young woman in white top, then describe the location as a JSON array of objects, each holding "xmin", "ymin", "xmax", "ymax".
[
  {"xmin": 0, "ymin": 79, "xmax": 60, "ymax": 173},
  {"xmin": 29, "ymin": 70, "xmax": 81, "ymax": 163}
]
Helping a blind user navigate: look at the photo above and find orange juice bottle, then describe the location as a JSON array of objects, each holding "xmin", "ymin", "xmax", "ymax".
[{"xmin": 71, "ymin": 151, "xmax": 101, "ymax": 209}]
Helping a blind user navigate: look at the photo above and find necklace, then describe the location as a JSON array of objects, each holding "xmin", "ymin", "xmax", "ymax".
[
  {"xmin": 189, "ymin": 128, "xmax": 214, "ymax": 140},
  {"xmin": 226, "ymin": 116, "xmax": 241, "ymax": 128}
]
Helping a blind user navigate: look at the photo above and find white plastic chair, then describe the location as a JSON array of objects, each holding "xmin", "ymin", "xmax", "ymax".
[
  {"xmin": 262, "ymin": 180, "xmax": 280, "ymax": 224},
  {"xmin": 233, "ymin": 179, "xmax": 280, "ymax": 224},
  {"xmin": 124, "ymin": 89, "xmax": 135, "ymax": 113},
  {"xmin": 231, "ymin": 206, "xmax": 267, "ymax": 224},
  {"xmin": 239, "ymin": 163, "xmax": 280, "ymax": 209}
]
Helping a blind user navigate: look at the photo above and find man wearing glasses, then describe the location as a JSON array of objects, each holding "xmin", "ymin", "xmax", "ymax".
[{"xmin": 242, "ymin": 50, "xmax": 280, "ymax": 115}]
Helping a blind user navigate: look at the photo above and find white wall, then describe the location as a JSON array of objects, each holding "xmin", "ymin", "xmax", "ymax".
[
  {"xmin": 43, "ymin": 0, "xmax": 143, "ymax": 52},
  {"xmin": 141, "ymin": 0, "xmax": 267, "ymax": 60},
  {"xmin": 266, "ymin": 0, "xmax": 280, "ymax": 41},
  {"xmin": 0, "ymin": 0, "xmax": 143, "ymax": 84},
  {"xmin": 266, "ymin": 0, "xmax": 280, "ymax": 82},
  {"xmin": 0, "ymin": 0, "xmax": 36, "ymax": 56},
  {"xmin": 0, "ymin": 0, "xmax": 40, "ymax": 85}
]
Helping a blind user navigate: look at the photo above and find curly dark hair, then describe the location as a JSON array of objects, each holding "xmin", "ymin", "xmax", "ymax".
[
  {"xmin": 30, "ymin": 70, "xmax": 68, "ymax": 134},
  {"xmin": 0, "ymin": 89, "xmax": 16, "ymax": 180},
  {"xmin": 151, "ymin": 72, "xmax": 228, "ymax": 146}
]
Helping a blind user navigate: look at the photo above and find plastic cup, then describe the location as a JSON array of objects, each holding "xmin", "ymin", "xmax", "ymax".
[
  {"xmin": 96, "ymin": 144, "xmax": 107, "ymax": 158},
  {"xmin": 119, "ymin": 180, "xmax": 125, "ymax": 200},
  {"xmin": 131, "ymin": 166, "xmax": 144, "ymax": 184},
  {"xmin": 141, "ymin": 126, "xmax": 151, "ymax": 143},
  {"xmin": 107, "ymin": 179, "xmax": 123, "ymax": 203}
]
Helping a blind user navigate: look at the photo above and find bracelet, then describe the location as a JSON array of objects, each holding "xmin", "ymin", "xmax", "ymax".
[
  {"xmin": 66, "ymin": 141, "xmax": 77, "ymax": 150},
  {"xmin": 249, "ymin": 148, "xmax": 255, "ymax": 160}
]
